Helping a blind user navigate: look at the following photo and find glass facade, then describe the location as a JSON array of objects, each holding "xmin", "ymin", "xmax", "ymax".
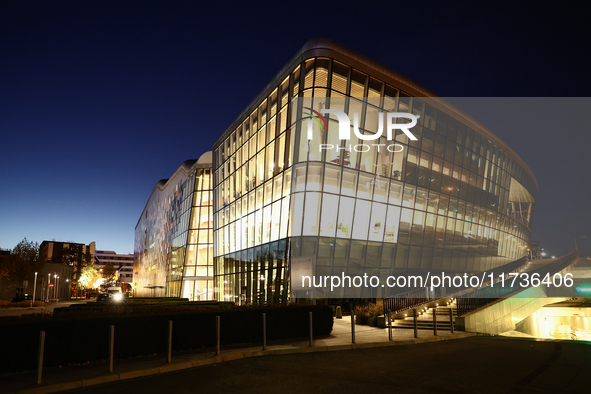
[
  {"xmin": 181, "ymin": 167, "xmax": 214, "ymax": 301},
  {"xmin": 133, "ymin": 154, "xmax": 214, "ymax": 299},
  {"xmin": 212, "ymin": 41, "xmax": 537, "ymax": 303}
]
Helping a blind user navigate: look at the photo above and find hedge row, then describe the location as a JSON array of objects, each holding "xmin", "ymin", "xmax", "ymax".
[
  {"xmin": 0, "ymin": 305, "xmax": 333, "ymax": 373},
  {"xmin": 53, "ymin": 300, "xmax": 233, "ymax": 312}
]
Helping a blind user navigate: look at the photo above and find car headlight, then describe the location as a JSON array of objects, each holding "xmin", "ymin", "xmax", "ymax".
[{"xmin": 113, "ymin": 293, "xmax": 122, "ymax": 301}]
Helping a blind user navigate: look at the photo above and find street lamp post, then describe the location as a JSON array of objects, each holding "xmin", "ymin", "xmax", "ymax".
[
  {"xmin": 53, "ymin": 274, "xmax": 57, "ymax": 300},
  {"xmin": 31, "ymin": 272, "xmax": 38, "ymax": 308},
  {"xmin": 56, "ymin": 276, "xmax": 60, "ymax": 301},
  {"xmin": 46, "ymin": 273, "xmax": 51, "ymax": 303}
]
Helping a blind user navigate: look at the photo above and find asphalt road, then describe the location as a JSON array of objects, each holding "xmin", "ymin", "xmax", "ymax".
[{"xmin": 63, "ymin": 337, "xmax": 591, "ymax": 394}]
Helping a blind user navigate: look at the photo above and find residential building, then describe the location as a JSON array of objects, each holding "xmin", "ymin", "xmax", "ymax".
[
  {"xmin": 95, "ymin": 250, "xmax": 134, "ymax": 284},
  {"xmin": 39, "ymin": 240, "xmax": 95, "ymax": 297}
]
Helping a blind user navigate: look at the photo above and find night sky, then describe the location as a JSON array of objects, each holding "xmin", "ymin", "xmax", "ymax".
[{"xmin": 1, "ymin": 1, "xmax": 589, "ymax": 257}]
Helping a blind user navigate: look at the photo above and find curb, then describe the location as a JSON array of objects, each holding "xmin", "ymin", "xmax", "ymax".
[{"xmin": 11, "ymin": 333, "xmax": 476, "ymax": 394}]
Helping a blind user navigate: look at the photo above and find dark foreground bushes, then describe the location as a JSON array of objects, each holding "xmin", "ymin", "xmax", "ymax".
[
  {"xmin": 353, "ymin": 303, "xmax": 384, "ymax": 327},
  {"xmin": 0, "ymin": 304, "xmax": 332, "ymax": 373}
]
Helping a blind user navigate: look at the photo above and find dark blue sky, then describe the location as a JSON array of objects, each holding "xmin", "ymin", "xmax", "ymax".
[{"xmin": 1, "ymin": 1, "xmax": 589, "ymax": 256}]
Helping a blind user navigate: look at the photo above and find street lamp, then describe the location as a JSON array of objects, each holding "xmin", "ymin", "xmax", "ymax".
[
  {"xmin": 53, "ymin": 274, "xmax": 57, "ymax": 300},
  {"xmin": 56, "ymin": 276, "xmax": 60, "ymax": 301},
  {"xmin": 47, "ymin": 273, "xmax": 51, "ymax": 302},
  {"xmin": 31, "ymin": 272, "xmax": 37, "ymax": 308}
]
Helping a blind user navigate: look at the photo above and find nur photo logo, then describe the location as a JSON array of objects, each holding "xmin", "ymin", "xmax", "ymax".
[{"xmin": 299, "ymin": 97, "xmax": 419, "ymax": 154}]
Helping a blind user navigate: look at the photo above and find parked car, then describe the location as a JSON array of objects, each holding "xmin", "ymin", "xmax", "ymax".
[
  {"xmin": 11, "ymin": 295, "xmax": 32, "ymax": 303},
  {"xmin": 96, "ymin": 293, "xmax": 110, "ymax": 302},
  {"xmin": 97, "ymin": 287, "xmax": 124, "ymax": 302}
]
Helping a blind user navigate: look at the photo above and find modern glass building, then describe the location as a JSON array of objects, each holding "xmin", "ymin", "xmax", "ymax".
[
  {"xmin": 134, "ymin": 152, "xmax": 214, "ymax": 299},
  {"xmin": 211, "ymin": 37, "xmax": 537, "ymax": 304}
]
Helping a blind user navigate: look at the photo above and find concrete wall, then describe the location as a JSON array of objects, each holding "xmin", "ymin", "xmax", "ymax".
[
  {"xmin": 455, "ymin": 286, "xmax": 566, "ymax": 334},
  {"xmin": 515, "ymin": 306, "xmax": 591, "ymax": 339}
]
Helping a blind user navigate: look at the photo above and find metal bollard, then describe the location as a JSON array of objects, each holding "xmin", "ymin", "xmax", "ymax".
[
  {"xmin": 309, "ymin": 311, "xmax": 313, "ymax": 347},
  {"xmin": 109, "ymin": 325, "xmax": 114, "ymax": 373},
  {"xmin": 388, "ymin": 310, "xmax": 392, "ymax": 341},
  {"xmin": 449, "ymin": 308, "xmax": 454, "ymax": 333},
  {"xmin": 413, "ymin": 309, "xmax": 418, "ymax": 338},
  {"xmin": 216, "ymin": 316, "xmax": 221, "ymax": 355},
  {"xmin": 37, "ymin": 331, "xmax": 45, "ymax": 384},
  {"xmin": 351, "ymin": 308, "xmax": 356, "ymax": 343},
  {"xmin": 433, "ymin": 308, "xmax": 437, "ymax": 336},
  {"xmin": 167, "ymin": 320, "xmax": 173, "ymax": 363},
  {"xmin": 262, "ymin": 313, "xmax": 267, "ymax": 350}
]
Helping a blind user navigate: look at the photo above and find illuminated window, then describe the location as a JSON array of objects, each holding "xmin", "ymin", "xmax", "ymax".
[
  {"xmin": 320, "ymin": 194, "xmax": 339, "ymax": 237},
  {"xmin": 368, "ymin": 202, "xmax": 386, "ymax": 242}
]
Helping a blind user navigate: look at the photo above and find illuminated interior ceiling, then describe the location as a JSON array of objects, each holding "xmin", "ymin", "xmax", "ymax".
[{"xmin": 509, "ymin": 177, "xmax": 535, "ymax": 203}]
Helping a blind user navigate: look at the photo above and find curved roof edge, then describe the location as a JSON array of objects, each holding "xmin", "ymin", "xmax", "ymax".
[
  {"xmin": 197, "ymin": 151, "xmax": 212, "ymax": 165},
  {"xmin": 135, "ymin": 152, "xmax": 213, "ymax": 230},
  {"xmin": 213, "ymin": 36, "xmax": 537, "ymax": 190}
]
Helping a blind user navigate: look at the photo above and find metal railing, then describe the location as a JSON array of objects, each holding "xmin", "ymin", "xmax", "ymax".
[
  {"xmin": 456, "ymin": 251, "xmax": 579, "ymax": 316},
  {"xmin": 382, "ymin": 287, "xmax": 430, "ymax": 316},
  {"xmin": 382, "ymin": 256, "xmax": 529, "ymax": 316}
]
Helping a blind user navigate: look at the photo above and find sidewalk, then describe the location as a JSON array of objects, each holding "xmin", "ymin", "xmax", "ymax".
[
  {"xmin": 0, "ymin": 301, "xmax": 85, "ymax": 317},
  {"xmin": 1, "ymin": 317, "xmax": 476, "ymax": 394}
]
